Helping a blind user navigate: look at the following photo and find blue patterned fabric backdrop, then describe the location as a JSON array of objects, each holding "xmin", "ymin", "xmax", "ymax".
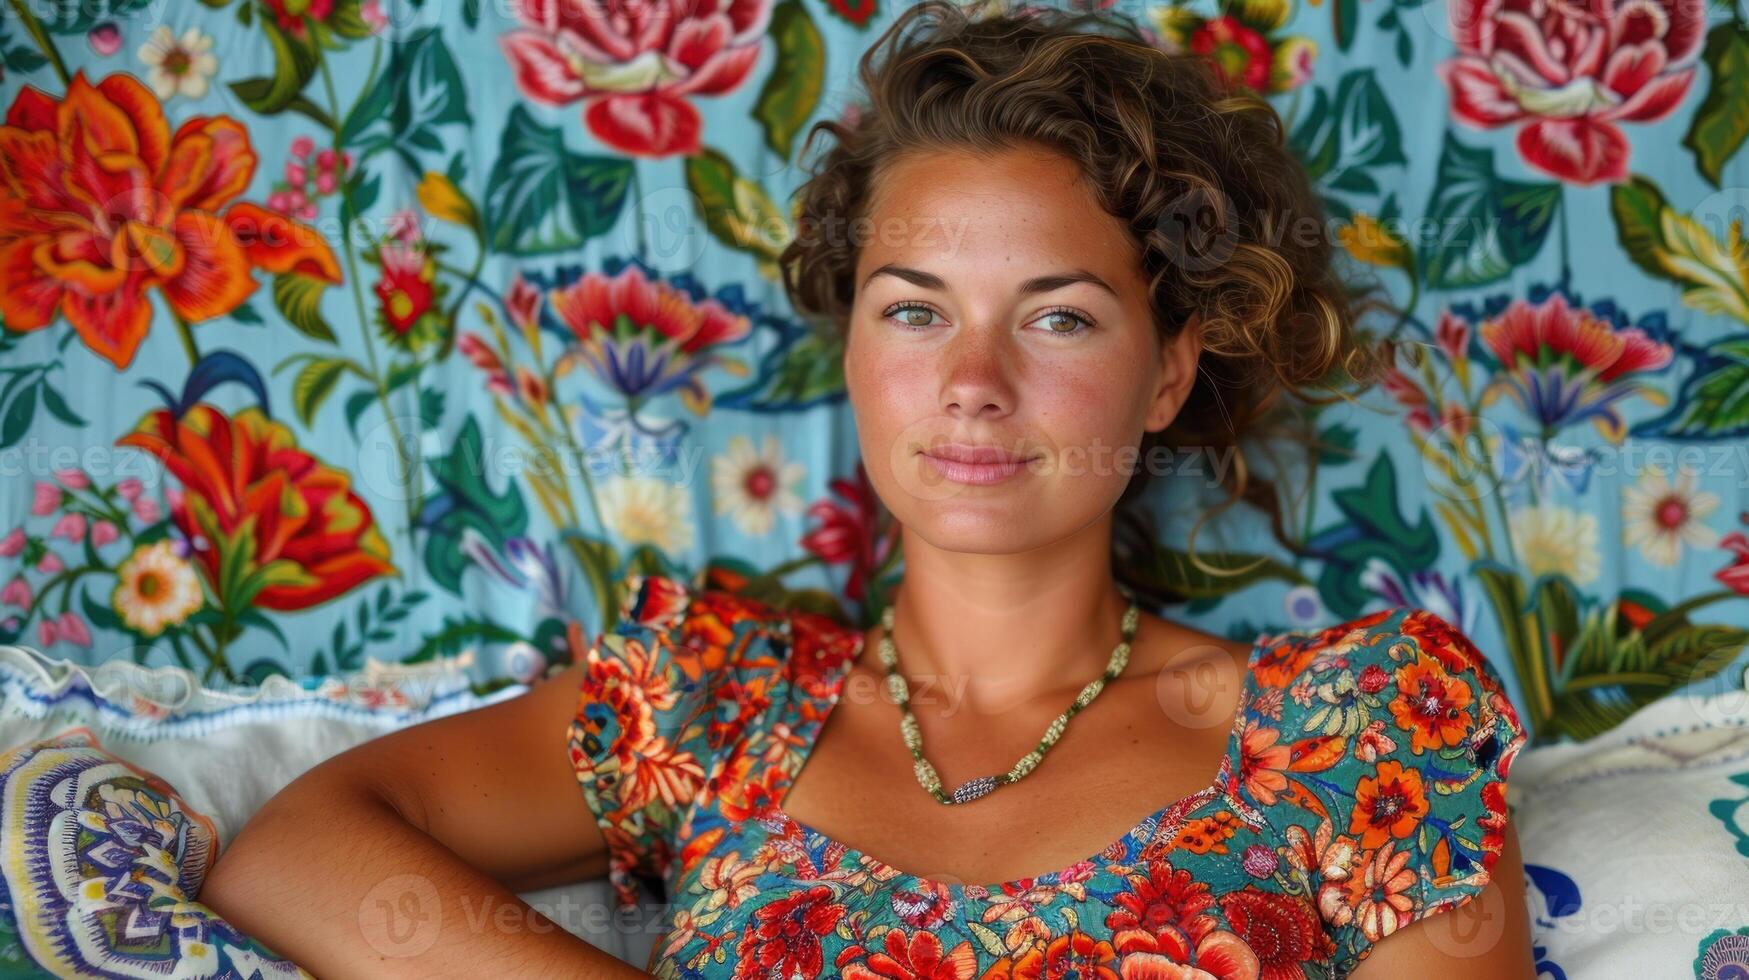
[{"xmin": 3, "ymin": 0, "xmax": 1749, "ymax": 748}]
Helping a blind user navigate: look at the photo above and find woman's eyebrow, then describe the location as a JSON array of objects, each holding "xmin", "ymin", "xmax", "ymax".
[{"xmin": 861, "ymin": 263, "xmax": 1119, "ymax": 299}]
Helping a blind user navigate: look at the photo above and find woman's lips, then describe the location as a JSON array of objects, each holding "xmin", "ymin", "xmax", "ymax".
[{"xmin": 919, "ymin": 452, "xmax": 1036, "ymax": 485}]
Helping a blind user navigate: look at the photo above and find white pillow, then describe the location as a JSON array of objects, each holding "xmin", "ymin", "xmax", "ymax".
[
  {"xmin": 0, "ymin": 643, "xmax": 660, "ymax": 969},
  {"xmin": 1509, "ymin": 689, "xmax": 1749, "ymax": 979}
]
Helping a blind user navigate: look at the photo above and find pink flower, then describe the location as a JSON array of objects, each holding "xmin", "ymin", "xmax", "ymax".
[
  {"xmin": 49, "ymin": 512, "xmax": 87, "ymax": 542},
  {"xmin": 87, "ymin": 22, "xmax": 122, "ymax": 56},
  {"xmin": 285, "ymin": 161, "xmax": 308, "ymax": 185},
  {"xmin": 1, "ymin": 577, "xmax": 31, "ymax": 608},
  {"xmin": 54, "ymin": 468, "xmax": 90, "ymax": 490},
  {"xmin": 1435, "ymin": 0, "xmax": 1706, "ymax": 185},
  {"xmin": 499, "ymin": 0, "xmax": 770, "ymax": 157},
  {"xmin": 0, "ymin": 528, "xmax": 24, "ymax": 557},
  {"xmin": 91, "ymin": 521, "xmax": 120, "ymax": 547},
  {"xmin": 362, "ymin": 0, "xmax": 387, "ymax": 32},
  {"xmin": 290, "ymin": 135, "xmax": 316, "ymax": 159},
  {"xmin": 1355, "ymin": 720, "xmax": 1398, "ymax": 763},
  {"xmin": 385, "ymin": 209, "xmax": 421, "ymax": 244},
  {"xmin": 31, "ymin": 482, "xmax": 61, "ymax": 515},
  {"xmin": 133, "ymin": 496, "xmax": 162, "ymax": 523},
  {"xmin": 38, "ymin": 611, "xmax": 93, "ymax": 649},
  {"xmin": 117, "ymin": 477, "xmax": 144, "ymax": 501},
  {"xmin": 36, "ymin": 551, "xmax": 63, "ymax": 574}
]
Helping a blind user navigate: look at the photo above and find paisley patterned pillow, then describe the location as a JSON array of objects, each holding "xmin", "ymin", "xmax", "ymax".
[{"xmin": 0, "ymin": 728, "xmax": 309, "ymax": 978}]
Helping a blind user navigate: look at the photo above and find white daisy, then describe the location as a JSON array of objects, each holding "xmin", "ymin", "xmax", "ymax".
[
  {"xmin": 1622, "ymin": 464, "xmax": 1719, "ymax": 568},
  {"xmin": 598, "ymin": 473, "xmax": 696, "ymax": 555},
  {"xmin": 710, "ymin": 434, "xmax": 804, "ymax": 537},
  {"xmin": 138, "ymin": 25, "xmax": 217, "ymax": 101},
  {"xmin": 112, "ymin": 540, "xmax": 203, "ymax": 636},
  {"xmin": 1508, "ymin": 503, "xmax": 1600, "ymax": 584}
]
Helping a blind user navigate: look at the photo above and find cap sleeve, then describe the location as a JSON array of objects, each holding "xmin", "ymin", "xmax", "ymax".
[
  {"xmin": 566, "ymin": 573, "xmax": 768, "ymax": 912},
  {"xmin": 1282, "ymin": 606, "xmax": 1529, "ymax": 973}
]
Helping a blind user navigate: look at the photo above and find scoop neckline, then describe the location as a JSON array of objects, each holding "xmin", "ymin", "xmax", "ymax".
[{"xmin": 767, "ymin": 619, "xmax": 1277, "ymax": 895}]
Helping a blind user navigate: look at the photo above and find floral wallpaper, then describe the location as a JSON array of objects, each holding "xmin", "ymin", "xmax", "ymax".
[{"xmin": 3, "ymin": 0, "xmax": 1749, "ymax": 747}]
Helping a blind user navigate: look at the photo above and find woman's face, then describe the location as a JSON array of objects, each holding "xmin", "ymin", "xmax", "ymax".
[{"xmin": 844, "ymin": 144, "xmax": 1201, "ymax": 554}]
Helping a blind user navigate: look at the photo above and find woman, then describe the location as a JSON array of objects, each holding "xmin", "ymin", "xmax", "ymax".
[{"xmin": 201, "ymin": 2, "xmax": 1534, "ymax": 976}]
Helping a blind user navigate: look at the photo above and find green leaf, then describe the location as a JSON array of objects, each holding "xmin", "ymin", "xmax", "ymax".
[
  {"xmin": 482, "ymin": 106, "xmax": 634, "ymax": 255},
  {"xmin": 339, "ymin": 27, "xmax": 472, "ymax": 158},
  {"xmin": 686, "ymin": 147, "xmax": 789, "ymax": 264},
  {"xmin": 0, "ymin": 384, "xmax": 37, "ymax": 450},
  {"xmin": 754, "ymin": 0, "xmax": 825, "ymax": 160},
  {"xmin": 420, "ymin": 415, "xmax": 530, "ymax": 594},
  {"xmin": 714, "ymin": 326, "xmax": 847, "ymax": 409},
  {"xmin": 1307, "ymin": 453, "xmax": 1441, "ymax": 617},
  {"xmin": 1635, "ymin": 336, "xmax": 1749, "ymax": 438},
  {"xmin": 40, "ymin": 383, "xmax": 86, "ymax": 428},
  {"xmin": 290, "ymin": 357, "xmax": 350, "ymax": 426},
  {"xmin": 327, "ymin": 0, "xmax": 377, "ymax": 38},
  {"xmin": 1419, "ymin": 130, "xmax": 1561, "ymax": 289},
  {"xmin": 227, "ymin": 19, "xmax": 318, "ymax": 116},
  {"xmin": 1683, "ymin": 23, "xmax": 1749, "ymax": 188},
  {"xmin": 406, "ymin": 615, "xmax": 526, "ymax": 664},
  {"xmin": 272, "ymin": 273, "xmax": 338, "ymax": 343},
  {"xmin": 344, "ymin": 389, "xmax": 377, "ymax": 438}
]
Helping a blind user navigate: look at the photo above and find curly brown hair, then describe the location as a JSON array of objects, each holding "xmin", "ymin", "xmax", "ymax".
[{"xmin": 777, "ymin": 0, "xmax": 1399, "ymax": 611}]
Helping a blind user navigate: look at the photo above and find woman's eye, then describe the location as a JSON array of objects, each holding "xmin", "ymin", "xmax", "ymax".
[
  {"xmin": 885, "ymin": 304, "xmax": 940, "ymax": 330},
  {"xmin": 881, "ymin": 305, "xmax": 1094, "ymax": 336},
  {"xmin": 1034, "ymin": 310, "xmax": 1093, "ymax": 336}
]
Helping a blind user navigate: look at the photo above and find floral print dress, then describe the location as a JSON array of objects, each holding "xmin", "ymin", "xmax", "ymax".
[{"xmin": 567, "ymin": 574, "xmax": 1527, "ymax": 979}]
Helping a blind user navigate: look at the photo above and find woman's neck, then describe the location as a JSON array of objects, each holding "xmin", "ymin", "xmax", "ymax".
[{"xmin": 884, "ymin": 526, "xmax": 1133, "ymax": 717}]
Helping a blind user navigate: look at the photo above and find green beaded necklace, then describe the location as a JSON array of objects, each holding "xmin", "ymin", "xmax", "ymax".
[{"xmin": 876, "ymin": 586, "xmax": 1142, "ymax": 805}]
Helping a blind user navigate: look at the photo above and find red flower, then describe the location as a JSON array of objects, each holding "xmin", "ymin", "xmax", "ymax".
[
  {"xmin": 732, "ymin": 884, "xmax": 846, "ymax": 980},
  {"xmin": 115, "ymin": 404, "xmax": 392, "ymax": 611},
  {"xmin": 801, "ymin": 463, "xmax": 897, "ymax": 602},
  {"xmin": 1188, "ymin": 16, "xmax": 1271, "ymax": 91},
  {"xmin": 1355, "ymin": 663, "xmax": 1390, "ymax": 694},
  {"xmin": 499, "ymin": 0, "xmax": 769, "ymax": 157},
  {"xmin": 1216, "ymin": 888, "xmax": 1334, "ymax": 980},
  {"xmin": 1436, "ymin": 0, "xmax": 1705, "ymax": 184},
  {"xmin": 838, "ymin": 927, "xmax": 977, "ymax": 979},
  {"xmin": 1396, "ymin": 610, "xmax": 1486, "ymax": 676},
  {"xmin": 0, "ymin": 72, "xmax": 340, "ymax": 368},
  {"xmin": 1105, "ymin": 858, "xmax": 1219, "ymax": 957}
]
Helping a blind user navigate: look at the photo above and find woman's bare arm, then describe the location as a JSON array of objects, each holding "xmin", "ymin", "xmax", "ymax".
[
  {"xmin": 1349, "ymin": 820, "xmax": 1537, "ymax": 979},
  {"xmin": 198, "ymin": 660, "xmax": 650, "ymax": 977}
]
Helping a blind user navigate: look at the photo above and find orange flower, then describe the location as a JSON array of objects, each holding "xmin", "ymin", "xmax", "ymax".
[
  {"xmin": 0, "ymin": 72, "xmax": 340, "ymax": 368},
  {"xmin": 1173, "ymin": 811, "xmax": 1241, "ymax": 855},
  {"xmin": 1387, "ymin": 651, "xmax": 1475, "ymax": 753},
  {"xmin": 1348, "ymin": 760, "xmax": 1429, "ymax": 848},
  {"xmin": 115, "ymin": 404, "xmax": 393, "ymax": 611},
  {"xmin": 1317, "ymin": 842, "xmax": 1415, "ymax": 942},
  {"xmin": 1236, "ymin": 721, "xmax": 1292, "ymax": 804}
]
